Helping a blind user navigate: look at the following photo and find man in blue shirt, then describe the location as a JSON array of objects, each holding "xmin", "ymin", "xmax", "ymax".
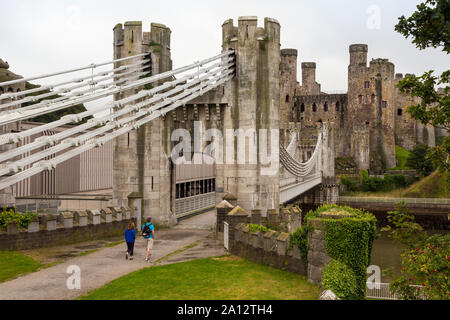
[{"xmin": 142, "ymin": 217, "xmax": 155, "ymax": 262}]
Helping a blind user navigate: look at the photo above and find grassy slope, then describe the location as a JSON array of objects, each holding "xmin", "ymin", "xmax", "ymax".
[
  {"xmin": 391, "ymin": 146, "xmax": 411, "ymax": 170},
  {"xmin": 0, "ymin": 252, "xmax": 42, "ymax": 283},
  {"xmin": 402, "ymin": 171, "xmax": 449, "ymax": 199},
  {"xmin": 81, "ymin": 256, "xmax": 319, "ymax": 300},
  {"xmin": 343, "ymin": 171, "xmax": 449, "ymax": 199}
]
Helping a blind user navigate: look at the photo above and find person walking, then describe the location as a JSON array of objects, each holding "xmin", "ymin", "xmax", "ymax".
[
  {"xmin": 125, "ymin": 221, "xmax": 136, "ymax": 261},
  {"xmin": 142, "ymin": 217, "xmax": 155, "ymax": 262}
]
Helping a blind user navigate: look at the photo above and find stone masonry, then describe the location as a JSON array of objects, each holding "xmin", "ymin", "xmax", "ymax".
[{"xmin": 280, "ymin": 43, "xmax": 442, "ymax": 173}]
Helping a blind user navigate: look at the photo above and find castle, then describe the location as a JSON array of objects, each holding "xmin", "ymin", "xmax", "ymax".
[
  {"xmin": 1, "ymin": 17, "xmax": 446, "ymax": 224},
  {"xmin": 279, "ymin": 45, "xmax": 439, "ymax": 173}
]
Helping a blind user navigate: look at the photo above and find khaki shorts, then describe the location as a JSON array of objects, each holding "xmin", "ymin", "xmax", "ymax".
[{"xmin": 147, "ymin": 238, "xmax": 154, "ymax": 250}]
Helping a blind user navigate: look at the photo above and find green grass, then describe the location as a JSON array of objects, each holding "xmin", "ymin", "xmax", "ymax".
[
  {"xmin": 343, "ymin": 171, "xmax": 449, "ymax": 199},
  {"xmin": 80, "ymin": 256, "xmax": 319, "ymax": 300},
  {"xmin": 154, "ymin": 241, "xmax": 201, "ymax": 264},
  {"xmin": 402, "ymin": 171, "xmax": 449, "ymax": 198},
  {"xmin": 391, "ymin": 146, "xmax": 411, "ymax": 170},
  {"xmin": 105, "ymin": 241, "xmax": 125, "ymax": 248},
  {"xmin": 0, "ymin": 251, "xmax": 43, "ymax": 283}
]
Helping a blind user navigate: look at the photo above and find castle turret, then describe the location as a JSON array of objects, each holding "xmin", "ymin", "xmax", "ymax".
[
  {"xmin": 280, "ymin": 49, "xmax": 298, "ymax": 126},
  {"xmin": 349, "ymin": 44, "xmax": 368, "ymax": 67},
  {"xmin": 301, "ymin": 62, "xmax": 321, "ymax": 95}
]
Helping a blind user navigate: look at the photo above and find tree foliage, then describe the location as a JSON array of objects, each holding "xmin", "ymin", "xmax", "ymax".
[
  {"xmin": 395, "ymin": 0, "xmax": 449, "ymax": 179},
  {"xmin": 395, "ymin": 0, "xmax": 450, "ymax": 53},
  {"xmin": 382, "ymin": 203, "xmax": 450, "ymax": 300},
  {"xmin": 406, "ymin": 144, "xmax": 436, "ymax": 176}
]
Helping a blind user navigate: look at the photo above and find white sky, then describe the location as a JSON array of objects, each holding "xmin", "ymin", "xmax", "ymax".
[{"xmin": 1, "ymin": 0, "xmax": 448, "ymax": 94}]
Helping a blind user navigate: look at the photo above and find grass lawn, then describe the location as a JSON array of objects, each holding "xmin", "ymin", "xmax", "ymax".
[
  {"xmin": 0, "ymin": 251, "xmax": 43, "ymax": 283},
  {"xmin": 80, "ymin": 256, "xmax": 319, "ymax": 300},
  {"xmin": 402, "ymin": 171, "xmax": 449, "ymax": 198},
  {"xmin": 390, "ymin": 146, "xmax": 411, "ymax": 170}
]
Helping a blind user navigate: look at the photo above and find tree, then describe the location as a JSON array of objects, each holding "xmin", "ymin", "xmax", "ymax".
[
  {"xmin": 406, "ymin": 144, "xmax": 436, "ymax": 176},
  {"xmin": 395, "ymin": 0, "xmax": 449, "ymax": 179},
  {"xmin": 382, "ymin": 203, "xmax": 450, "ymax": 300}
]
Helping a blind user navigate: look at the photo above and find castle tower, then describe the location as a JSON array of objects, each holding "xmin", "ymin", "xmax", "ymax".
[
  {"xmin": 113, "ymin": 21, "xmax": 176, "ymax": 226},
  {"xmin": 347, "ymin": 44, "xmax": 396, "ymax": 171},
  {"xmin": 221, "ymin": 16, "xmax": 280, "ymax": 214},
  {"xmin": 280, "ymin": 49, "xmax": 298, "ymax": 126},
  {"xmin": 301, "ymin": 62, "xmax": 321, "ymax": 95}
]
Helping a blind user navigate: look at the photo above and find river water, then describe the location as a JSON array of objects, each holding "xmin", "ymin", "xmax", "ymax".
[{"xmin": 370, "ymin": 229, "xmax": 449, "ymax": 282}]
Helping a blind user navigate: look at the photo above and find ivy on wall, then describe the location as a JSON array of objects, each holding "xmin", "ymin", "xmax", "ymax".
[
  {"xmin": 290, "ymin": 224, "xmax": 314, "ymax": 262},
  {"xmin": 306, "ymin": 205, "xmax": 378, "ymax": 300},
  {"xmin": 0, "ymin": 208, "xmax": 38, "ymax": 231}
]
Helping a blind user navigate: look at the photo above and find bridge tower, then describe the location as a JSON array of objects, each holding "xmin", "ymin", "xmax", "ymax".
[
  {"xmin": 113, "ymin": 21, "xmax": 177, "ymax": 226},
  {"xmin": 221, "ymin": 17, "xmax": 281, "ymax": 214}
]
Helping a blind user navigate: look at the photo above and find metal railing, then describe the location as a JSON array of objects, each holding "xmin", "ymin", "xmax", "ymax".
[
  {"xmin": 340, "ymin": 197, "xmax": 450, "ymax": 205},
  {"xmin": 366, "ymin": 283, "xmax": 426, "ymax": 300},
  {"xmin": 175, "ymin": 192, "xmax": 216, "ymax": 217}
]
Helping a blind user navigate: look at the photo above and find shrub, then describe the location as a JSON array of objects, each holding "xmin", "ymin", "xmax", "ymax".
[
  {"xmin": 340, "ymin": 175, "xmax": 358, "ymax": 192},
  {"xmin": 247, "ymin": 224, "xmax": 269, "ymax": 234},
  {"xmin": 406, "ymin": 144, "xmax": 436, "ymax": 177},
  {"xmin": 383, "ymin": 203, "xmax": 450, "ymax": 300},
  {"xmin": 0, "ymin": 209, "xmax": 38, "ymax": 231},
  {"xmin": 290, "ymin": 225, "xmax": 314, "ymax": 262},
  {"xmin": 322, "ymin": 260, "xmax": 359, "ymax": 300}
]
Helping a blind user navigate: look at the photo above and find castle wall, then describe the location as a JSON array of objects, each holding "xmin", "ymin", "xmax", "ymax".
[{"xmin": 394, "ymin": 74, "xmax": 420, "ymax": 151}]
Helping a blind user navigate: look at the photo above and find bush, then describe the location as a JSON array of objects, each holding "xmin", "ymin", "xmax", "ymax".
[
  {"xmin": 290, "ymin": 225, "xmax": 314, "ymax": 262},
  {"xmin": 340, "ymin": 175, "xmax": 358, "ymax": 192},
  {"xmin": 359, "ymin": 170, "xmax": 411, "ymax": 192},
  {"xmin": 322, "ymin": 260, "xmax": 359, "ymax": 300},
  {"xmin": 406, "ymin": 144, "xmax": 436, "ymax": 177},
  {"xmin": 0, "ymin": 209, "xmax": 38, "ymax": 231},
  {"xmin": 383, "ymin": 203, "xmax": 450, "ymax": 300},
  {"xmin": 247, "ymin": 224, "xmax": 269, "ymax": 234}
]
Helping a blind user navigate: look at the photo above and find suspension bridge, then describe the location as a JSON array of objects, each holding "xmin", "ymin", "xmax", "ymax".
[{"xmin": 0, "ymin": 17, "xmax": 335, "ymax": 223}]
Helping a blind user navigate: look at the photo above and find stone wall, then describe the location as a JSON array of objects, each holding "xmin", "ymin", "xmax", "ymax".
[
  {"xmin": 307, "ymin": 223, "xmax": 331, "ymax": 285},
  {"xmin": 0, "ymin": 207, "xmax": 136, "ymax": 251},
  {"xmin": 230, "ymin": 223, "xmax": 307, "ymax": 275}
]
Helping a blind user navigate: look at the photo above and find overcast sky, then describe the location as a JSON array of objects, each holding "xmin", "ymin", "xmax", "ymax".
[{"xmin": 0, "ymin": 0, "xmax": 448, "ymax": 93}]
